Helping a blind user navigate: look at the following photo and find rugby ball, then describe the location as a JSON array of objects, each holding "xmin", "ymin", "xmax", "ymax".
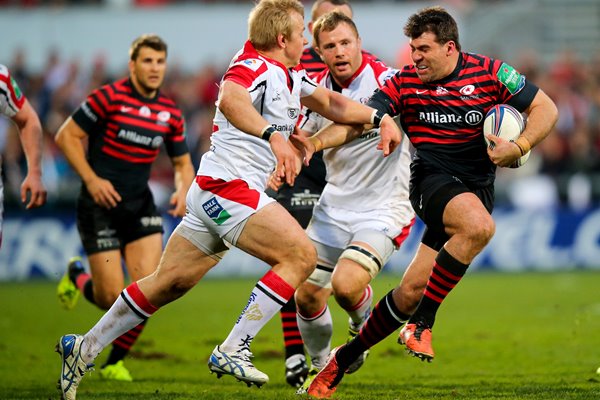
[{"xmin": 483, "ymin": 104, "xmax": 530, "ymax": 168}]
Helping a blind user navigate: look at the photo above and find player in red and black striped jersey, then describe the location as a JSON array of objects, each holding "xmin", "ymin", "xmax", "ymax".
[
  {"xmin": 305, "ymin": 7, "xmax": 558, "ymax": 398},
  {"xmin": 54, "ymin": 34, "xmax": 195, "ymax": 382}
]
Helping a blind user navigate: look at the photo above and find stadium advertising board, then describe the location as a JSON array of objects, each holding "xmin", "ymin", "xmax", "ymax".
[{"xmin": 1, "ymin": 207, "xmax": 599, "ymax": 280}]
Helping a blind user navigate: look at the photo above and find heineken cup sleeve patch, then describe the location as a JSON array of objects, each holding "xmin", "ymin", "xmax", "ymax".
[{"xmin": 496, "ymin": 62, "xmax": 525, "ymax": 95}]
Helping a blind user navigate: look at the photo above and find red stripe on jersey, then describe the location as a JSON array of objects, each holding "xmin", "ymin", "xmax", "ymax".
[
  {"xmin": 87, "ymin": 96, "xmax": 106, "ymax": 118},
  {"xmin": 223, "ymin": 62, "xmax": 269, "ymax": 89},
  {"xmin": 102, "ymin": 145, "xmax": 155, "ymax": 163},
  {"xmin": 125, "ymin": 282, "xmax": 158, "ymax": 315},
  {"xmin": 300, "ymin": 47, "xmax": 326, "ymax": 78},
  {"xmin": 195, "ymin": 175, "xmax": 260, "ymax": 209},
  {"xmin": 260, "ymin": 270, "xmax": 295, "ymax": 301},
  {"xmin": 111, "ymin": 114, "xmax": 171, "ymax": 133},
  {"xmin": 0, "ymin": 73, "xmax": 25, "ymax": 110},
  {"xmin": 104, "ymin": 136, "xmax": 159, "ymax": 156},
  {"xmin": 393, "ymin": 217, "xmax": 415, "ymax": 247}
]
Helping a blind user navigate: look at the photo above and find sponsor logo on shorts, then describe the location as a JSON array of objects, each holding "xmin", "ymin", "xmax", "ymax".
[
  {"xmin": 141, "ymin": 216, "xmax": 162, "ymax": 227},
  {"xmin": 96, "ymin": 238, "xmax": 119, "ymax": 249},
  {"xmin": 202, "ymin": 197, "xmax": 231, "ymax": 225}
]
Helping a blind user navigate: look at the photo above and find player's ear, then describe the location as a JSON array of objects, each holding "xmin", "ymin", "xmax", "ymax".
[
  {"xmin": 277, "ymin": 33, "xmax": 287, "ymax": 49},
  {"xmin": 446, "ymin": 41, "xmax": 456, "ymax": 56}
]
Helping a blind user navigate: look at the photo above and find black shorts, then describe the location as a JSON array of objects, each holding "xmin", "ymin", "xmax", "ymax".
[
  {"xmin": 276, "ymin": 183, "xmax": 323, "ymax": 230},
  {"xmin": 410, "ymin": 173, "xmax": 494, "ymax": 251},
  {"xmin": 77, "ymin": 188, "xmax": 163, "ymax": 254}
]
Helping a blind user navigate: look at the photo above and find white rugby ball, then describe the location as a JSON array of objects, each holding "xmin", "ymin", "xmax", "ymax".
[{"xmin": 483, "ymin": 104, "xmax": 530, "ymax": 168}]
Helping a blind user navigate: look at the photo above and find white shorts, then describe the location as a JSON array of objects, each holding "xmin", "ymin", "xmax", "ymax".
[
  {"xmin": 180, "ymin": 175, "xmax": 275, "ymax": 255},
  {"xmin": 306, "ymin": 201, "xmax": 415, "ymax": 288}
]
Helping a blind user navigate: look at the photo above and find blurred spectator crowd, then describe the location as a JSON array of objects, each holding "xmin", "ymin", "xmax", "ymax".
[{"xmin": 2, "ymin": 45, "xmax": 600, "ymax": 212}]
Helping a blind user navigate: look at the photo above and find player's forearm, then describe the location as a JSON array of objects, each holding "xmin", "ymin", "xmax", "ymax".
[
  {"xmin": 55, "ymin": 124, "xmax": 97, "ymax": 184},
  {"xmin": 14, "ymin": 101, "xmax": 44, "ymax": 176},
  {"xmin": 310, "ymin": 122, "xmax": 364, "ymax": 151},
  {"xmin": 18, "ymin": 119, "xmax": 44, "ymax": 176},
  {"xmin": 316, "ymin": 90, "xmax": 376, "ymax": 126},
  {"xmin": 172, "ymin": 154, "xmax": 195, "ymax": 192}
]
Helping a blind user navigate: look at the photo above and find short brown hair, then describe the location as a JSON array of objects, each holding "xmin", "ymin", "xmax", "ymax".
[
  {"xmin": 403, "ymin": 6, "xmax": 461, "ymax": 51},
  {"xmin": 311, "ymin": 0, "xmax": 352, "ymax": 22},
  {"xmin": 313, "ymin": 11, "xmax": 359, "ymax": 48},
  {"xmin": 129, "ymin": 34, "xmax": 168, "ymax": 61},
  {"xmin": 248, "ymin": 0, "xmax": 304, "ymax": 51}
]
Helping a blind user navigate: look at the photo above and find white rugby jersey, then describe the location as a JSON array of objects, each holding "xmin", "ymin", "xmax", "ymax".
[
  {"xmin": 299, "ymin": 55, "xmax": 412, "ymax": 211},
  {"xmin": 0, "ymin": 64, "xmax": 25, "ymax": 118},
  {"xmin": 199, "ymin": 41, "xmax": 318, "ymax": 191}
]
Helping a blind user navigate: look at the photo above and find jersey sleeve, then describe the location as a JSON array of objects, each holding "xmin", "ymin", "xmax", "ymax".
[
  {"xmin": 164, "ymin": 112, "xmax": 190, "ymax": 158},
  {"xmin": 223, "ymin": 58, "xmax": 268, "ymax": 89},
  {"xmin": 492, "ymin": 59, "xmax": 539, "ymax": 112},
  {"xmin": 298, "ymin": 69, "xmax": 318, "ymax": 98},
  {"xmin": 367, "ymin": 71, "xmax": 403, "ymax": 117},
  {"xmin": 71, "ymin": 86, "xmax": 110, "ymax": 135},
  {"xmin": 297, "ymin": 106, "xmax": 325, "ymax": 134},
  {"xmin": 0, "ymin": 64, "xmax": 26, "ymax": 117}
]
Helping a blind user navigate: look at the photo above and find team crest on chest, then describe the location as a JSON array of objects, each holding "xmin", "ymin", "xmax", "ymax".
[
  {"xmin": 139, "ymin": 106, "xmax": 151, "ymax": 117},
  {"xmin": 287, "ymin": 108, "xmax": 299, "ymax": 119},
  {"xmin": 157, "ymin": 111, "xmax": 170, "ymax": 122}
]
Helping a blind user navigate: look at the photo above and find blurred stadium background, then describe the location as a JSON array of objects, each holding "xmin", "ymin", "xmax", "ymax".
[{"xmin": 1, "ymin": 0, "xmax": 600, "ymax": 280}]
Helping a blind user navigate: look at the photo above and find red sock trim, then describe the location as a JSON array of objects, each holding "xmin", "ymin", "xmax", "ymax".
[
  {"xmin": 298, "ymin": 304, "xmax": 328, "ymax": 321},
  {"xmin": 348, "ymin": 284, "xmax": 373, "ymax": 311},
  {"xmin": 75, "ymin": 273, "xmax": 91, "ymax": 292},
  {"xmin": 259, "ymin": 270, "xmax": 295, "ymax": 301},
  {"xmin": 124, "ymin": 282, "xmax": 158, "ymax": 316}
]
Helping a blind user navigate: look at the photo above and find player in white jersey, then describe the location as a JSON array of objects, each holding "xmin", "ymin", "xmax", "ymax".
[
  {"xmin": 275, "ymin": 12, "xmax": 415, "ymax": 391},
  {"xmin": 0, "ymin": 64, "xmax": 46, "ymax": 246},
  {"xmin": 54, "ymin": 2, "xmax": 404, "ymax": 398}
]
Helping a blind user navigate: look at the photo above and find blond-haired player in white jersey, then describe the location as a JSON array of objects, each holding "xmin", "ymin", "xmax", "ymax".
[
  {"xmin": 284, "ymin": 12, "xmax": 415, "ymax": 391},
  {"xmin": 54, "ymin": 2, "xmax": 405, "ymax": 399},
  {"xmin": 0, "ymin": 64, "xmax": 46, "ymax": 246}
]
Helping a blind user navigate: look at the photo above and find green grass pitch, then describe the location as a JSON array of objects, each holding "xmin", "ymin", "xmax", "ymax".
[{"xmin": 0, "ymin": 271, "xmax": 599, "ymax": 399}]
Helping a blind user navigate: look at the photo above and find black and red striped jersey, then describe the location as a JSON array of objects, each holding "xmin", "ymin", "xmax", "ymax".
[
  {"xmin": 300, "ymin": 47, "xmax": 380, "ymax": 79},
  {"xmin": 369, "ymin": 52, "xmax": 539, "ymax": 187},
  {"xmin": 71, "ymin": 78, "xmax": 189, "ymax": 199}
]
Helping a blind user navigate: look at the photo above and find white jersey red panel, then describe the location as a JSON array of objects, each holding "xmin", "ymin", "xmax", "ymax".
[
  {"xmin": 199, "ymin": 41, "xmax": 318, "ymax": 191},
  {"xmin": 299, "ymin": 55, "xmax": 412, "ymax": 211},
  {"xmin": 0, "ymin": 64, "xmax": 25, "ymax": 118}
]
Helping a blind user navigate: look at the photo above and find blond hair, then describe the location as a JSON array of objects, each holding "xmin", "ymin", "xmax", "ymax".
[{"xmin": 248, "ymin": 0, "xmax": 305, "ymax": 51}]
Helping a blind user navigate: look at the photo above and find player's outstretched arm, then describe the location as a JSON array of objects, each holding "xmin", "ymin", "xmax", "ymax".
[{"xmin": 12, "ymin": 98, "xmax": 47, "ymax": 209}]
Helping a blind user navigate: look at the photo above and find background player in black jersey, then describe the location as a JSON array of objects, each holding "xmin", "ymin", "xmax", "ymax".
[
  {"xmin": 279, "ymin": 0, "xmax": 376, "ymax": 388},
  {"xmin": 54, "ymin": 34, "xmax": 195, "ymax": 382},
  {"xmin": 300, "ymin": 6, "xmax": 558, "ymax": 398}
]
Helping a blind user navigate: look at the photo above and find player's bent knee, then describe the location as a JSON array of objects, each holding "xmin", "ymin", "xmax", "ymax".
[
  {"xmin": 339, "ymin": 245, "xmax": 382, "ymax": 280},
  {"xmin": 470, "ymin": 215, "xmax": 496, "ymax": 247},
  {"xmin": 293, "ymin": 243, "xmax": 318, "ymax": 280}
]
